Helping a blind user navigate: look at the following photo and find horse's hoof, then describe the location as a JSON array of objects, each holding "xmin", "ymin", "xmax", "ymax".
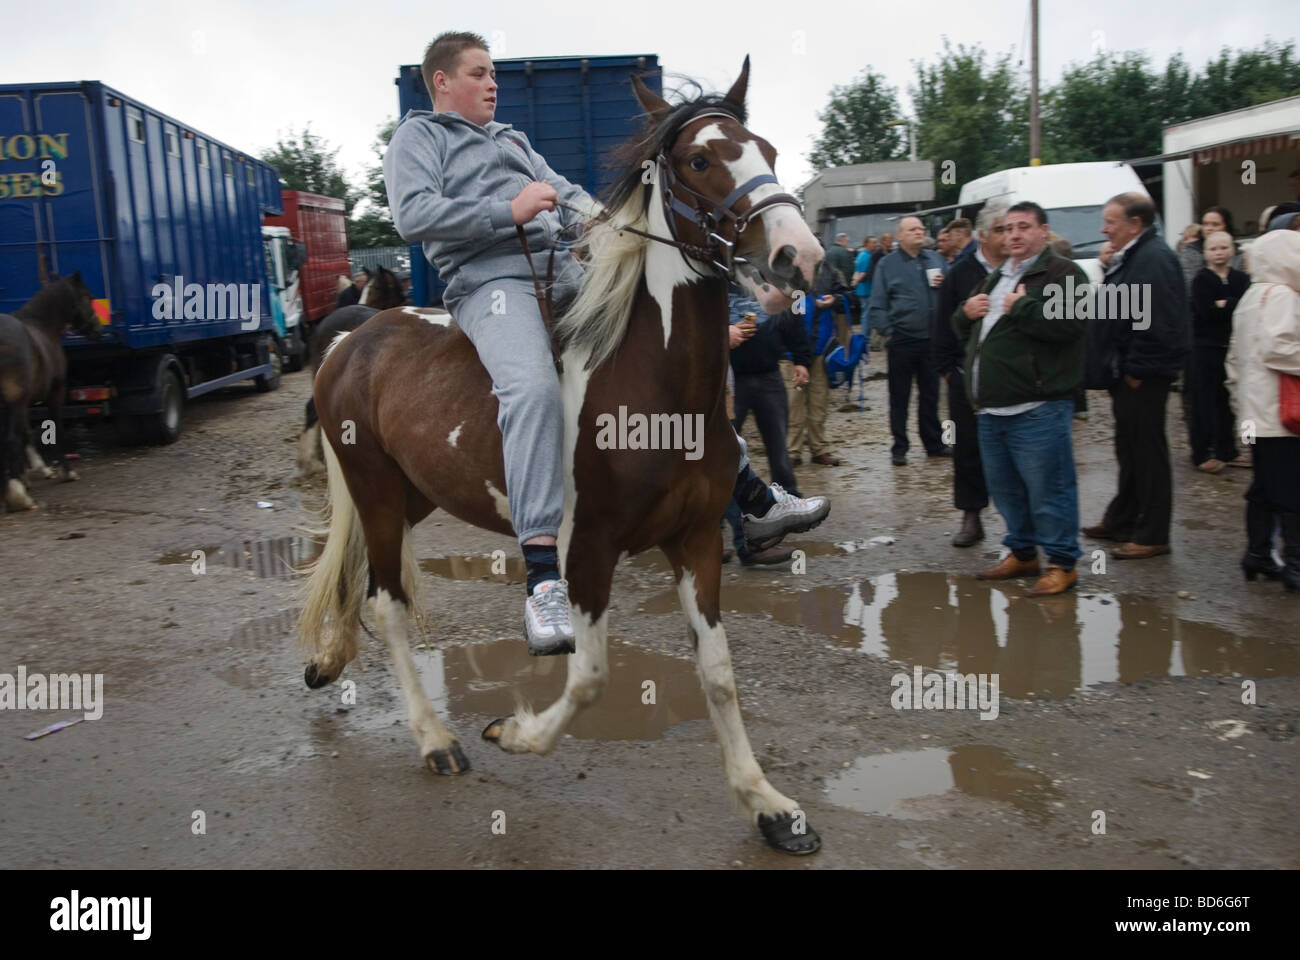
[
  {"xmin": 757, "ymin": 811, "xmax": 822, "ymax": 855},
  {"xmin": 59, "ymin": 468, "xmax": 79, "ymax": 482},
  {"xmin": 481, "ymin": 717, "xmax": 509, "ymax": 743},
  {"xmin": 304, "ymin": 662, "xmax": 335, "ymax": 689},
  {"xmin": 425, "ymin": 741, "xmax": 471, "ymax": 775}
]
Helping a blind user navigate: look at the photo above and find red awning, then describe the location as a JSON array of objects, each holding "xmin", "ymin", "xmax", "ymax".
[{"xmin": 1194, "ymin": 133, "xmax": 1298, "ymax": 165}]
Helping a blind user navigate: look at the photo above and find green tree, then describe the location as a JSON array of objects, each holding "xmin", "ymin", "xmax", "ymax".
[
  {"xmin": 260, "ymin": 126, "xmax": 357, "ymax": 217},
  {"xmin": 348, "ymin": 118, "xmax": 403, "ymax": 249},
  {"xmin": 806, "ymin": 68, "xmax": 905, "ymax": 170},
  {"xmin": 910, "ymin": 39, "xmax": 1028, "ymax": 203},
  {"xmin": 1190, "ymin": 39, "xmax": 1300, "ymax": 116},
  {"xmin": 1041, "ymin": 52, "xmax": 1163, "ymax": 163}
]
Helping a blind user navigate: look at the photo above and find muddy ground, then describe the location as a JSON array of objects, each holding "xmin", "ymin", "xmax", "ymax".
[{"xmin": 1, "ymin": 362, "xmax": 1297, "ymax": 869}]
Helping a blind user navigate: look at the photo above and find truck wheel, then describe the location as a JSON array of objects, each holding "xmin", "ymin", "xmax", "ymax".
[
  {"xmin": 145, "ymin": 368, "xmax": 185, "ymax": 444},
  {"xmin": 256, "ymin": 336, "xmax": 283, "ymax": 392}
]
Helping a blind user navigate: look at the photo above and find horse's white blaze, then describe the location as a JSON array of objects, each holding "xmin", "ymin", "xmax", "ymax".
[
  {"xmin": 320, "ymin": 329, "xmax": 352, "ymax": 368},
  {"xmin": 447, "ymin": 422, "xmax": 463, "ymax": 447},
  {"xmin": 485, "ymin": 480, "xmax": 510, "ymax": 521},
  {"xmin": 401, "ymin": 305, "xmax": 451, "ymax": 325},
  {"xmin": 676, "ymin": 570, "xmax": 799, "ymax": 820},
  {"xmin": 644, "ymin": 181, "xmax": 701, "ymax": 352},
  {"xmin": 358, "ymin": 279, "xmax": 374, "ymax": 306},
  {"xmin": 693, "ymin": 124, "xmax": 822, "ymax": 296}
]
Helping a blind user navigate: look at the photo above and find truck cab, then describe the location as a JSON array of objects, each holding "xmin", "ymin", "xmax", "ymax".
[{"xmin": 261, "ymin": 225, "xmax": 306, "ymax": 370}]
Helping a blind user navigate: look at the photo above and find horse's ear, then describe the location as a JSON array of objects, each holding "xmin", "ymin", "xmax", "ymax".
[
  {"xmin": 71, "ymin": 270, "xmax": 83, "ymax": 283},
  {"xmin": 724, "ymin": 56, "xmax": 750, "ymax": 109},
  {"xmin": 631, "ymin": 74, "xmax": 670, "ymax": 123}
]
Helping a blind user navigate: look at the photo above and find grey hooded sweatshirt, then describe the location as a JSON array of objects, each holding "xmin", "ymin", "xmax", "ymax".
[{"xmin": 383, "ymin": 109, "xmax": 597, "ymax": 308}]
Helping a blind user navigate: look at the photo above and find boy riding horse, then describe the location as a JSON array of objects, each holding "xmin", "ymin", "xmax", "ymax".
[{"xmin": 384, "ymin": 32, "xmax": 829, "ymax": 654}]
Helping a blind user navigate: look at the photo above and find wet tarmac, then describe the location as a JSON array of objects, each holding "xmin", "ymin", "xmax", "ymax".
[{"xmin": 2, "ymin": 369, "xmax": 1298, "ymax": 869}]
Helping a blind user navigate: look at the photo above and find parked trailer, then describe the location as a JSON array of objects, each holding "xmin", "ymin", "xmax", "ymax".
[
  {"xmin": 264, "ymin": 189, "xmax": 349, "ymax": 328},
  {"xmin": 393, "ymin": 54, "xmax": 660, "ymax": 306},
  {"xmin": 0, "ymin": 80, "xmax": 285, "ymax": 444}
]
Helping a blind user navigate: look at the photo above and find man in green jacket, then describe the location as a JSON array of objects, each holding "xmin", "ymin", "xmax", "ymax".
[{"xmin": 953, "ymin": 201, "xmax": 1089, "ymax": 596}]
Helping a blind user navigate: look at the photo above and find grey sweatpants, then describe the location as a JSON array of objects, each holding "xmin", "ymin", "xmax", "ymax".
[
  {"xmin": 446, "ymin": 273, "xmax": 751, "ymax": 545},
  {"xmin": 447, "ymin": 277, "xmax": 565, "ymax": 544}
]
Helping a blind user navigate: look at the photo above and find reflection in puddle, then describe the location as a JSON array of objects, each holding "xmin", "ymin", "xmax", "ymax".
[
  {"xmin": 825, "ymin": 745, "xmax": 1056, "ymax": 820},
  {"xmin": 157, "ymin": 536, "xmax": 321, "ymax": 579},
  {"xmin": 359, "ymin": 638, "xmax": 707, "ymax": 741},
  {"xmin": 642, "ymin": 572, "xmax": 1300, "ymax": 698},
  {"xmin": 419, "ymin": 554, "xmax": 525, "ymax": 584}
]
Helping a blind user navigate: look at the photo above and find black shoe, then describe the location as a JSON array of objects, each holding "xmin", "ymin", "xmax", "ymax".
[
  {"xmin": 722, "ymin": 547, "xmax": 735, "ymax": 564},
  {"xmin": 927, "ymin": 446, "xmax": 954, "ymax": 458},
  {"xmin": 1281, "ymin": 513, "xmax": 1300, "ymax": 593},
  {"xmin": 1243, "ymin": 502, "xmax": 1282, "ymax": 581},
  {"xmin": 892, "ymin": 454, "xmax": 907, "ymax": 466},
  {"xmin": 741, "ymin": 545, "xmax": 795, "ymax": 567},
  {"xmin": 952, "ymin": 510, "xmax": 984, "ymax": 547}
]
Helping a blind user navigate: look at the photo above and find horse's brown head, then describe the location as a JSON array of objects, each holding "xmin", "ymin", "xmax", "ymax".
[
  {"xmin": 358, "ymin": 265, "xmax": 406, "ymax": 310},
  {"xmin": 58, "ymin": 271, "xmax": 103, "ymax": 341},
  {"xmin": 627, "ymin": 58, "xmax": 823, "ymax": 314}
]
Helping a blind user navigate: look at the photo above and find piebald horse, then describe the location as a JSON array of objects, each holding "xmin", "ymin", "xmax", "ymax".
[
  {"xmin": 297, "ymin": 266, "xmax": 413, "ymax": 476},
  {"xmin": 299, "ymin": 60, "xmax": 826, "ymax": 853},
  {"xmin": 0, "ymin": 270, "xmax": 101, "ymax": 512}
]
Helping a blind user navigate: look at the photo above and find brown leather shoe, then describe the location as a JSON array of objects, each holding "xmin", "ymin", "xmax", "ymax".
[
  {"xmin": 1112, "ymin": 542, "xmax": 1171, "ymax": 559},
  {"xmin": 1081, "ymin": 522, "xmax": 1125, "ymax": 541},
  {"xmin": 811, "ymin": 453, "xmax": 841, "ymax": 466},
  {"xmin": 976, "ymin": 553, "xmax": 1041, "ymax": 580},
  {"xmin": 1029, "ymin": 565, "xmax": 1077, "ymax": 596}
]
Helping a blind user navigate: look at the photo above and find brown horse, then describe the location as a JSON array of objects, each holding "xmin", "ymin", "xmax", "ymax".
[
  {"xmin": 0, "ymin": 270, "xmax": 101, "ymax": 512},
  {"xmin": 298, "ymin": 60, "xmax": 826, "ymax": 853},
  {"xmin": 296, "ymin": 266, "xmax": 414, "ymax": 475}
]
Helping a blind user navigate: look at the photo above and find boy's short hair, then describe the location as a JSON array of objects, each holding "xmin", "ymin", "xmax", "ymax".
[
  {"xmin": 1007, "ymin": 201, "xmax": 1048, "ymax": 225},
  {"xmin": 422, "ymin": 31, "xmax": 490, "ymax": 103}
]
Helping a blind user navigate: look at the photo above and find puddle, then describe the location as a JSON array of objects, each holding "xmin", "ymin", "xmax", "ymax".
[
  {"xmin": 228, "ymin": 608, "xmax": 299, "ymax": 649},
  {"xmin": 641, "ymin": 572, "xmax": 1300, "ymax": 698},
  {"xmin": 157, "ymin": 536, "xmax": 321, "ymax": 579},
  {"xmin": 356, "ymin": 637, "xmax": 708, "ymax": 741},
  {"xmin": 419, "ymin": 554, "xmax": 525, "ymax": 584},
  {"xmin": 825, "ymin": 745, "xmax": 1056, "ymax": 821}
]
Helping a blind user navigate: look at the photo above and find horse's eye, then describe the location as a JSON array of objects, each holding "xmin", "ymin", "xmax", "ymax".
[{"xmin": 688, "ymin": 155, "xmax": 709, "ymax": 172}]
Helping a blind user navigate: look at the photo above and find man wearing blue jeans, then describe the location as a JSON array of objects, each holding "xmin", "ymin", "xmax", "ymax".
[{"xmin": 952, "ymin": 202, "xmax": 1089, "ymax": 596}]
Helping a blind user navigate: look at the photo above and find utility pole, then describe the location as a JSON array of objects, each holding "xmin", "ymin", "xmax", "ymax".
[{"xmin": 1029, "ymin": 0, "xmax": 1041, "ymax": 165}]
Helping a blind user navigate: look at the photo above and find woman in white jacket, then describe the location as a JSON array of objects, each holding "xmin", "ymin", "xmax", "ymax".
[{"xmin": 1225, "ymin": 229, "xmax": 1300, "ymax": 590}]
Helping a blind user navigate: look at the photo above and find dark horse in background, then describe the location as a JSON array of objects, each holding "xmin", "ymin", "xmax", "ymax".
[
  {"xmin": 298, "ymin": 60, "xmax": 829, "ymax": 853},
  {"xmin": 0, "ymin": 271, "xmax": 101, "ymax": 512},
  {"xmin": 296, "ymin": 265, "xmax": 412, "ymax": 476}
]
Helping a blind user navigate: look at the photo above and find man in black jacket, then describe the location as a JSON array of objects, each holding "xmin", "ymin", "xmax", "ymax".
[
  {"xmin": 935, "ymin": 203, "xmax": 1007, "ymax": 546},
  {"xmin": 1083, "ymin": 192, "xmax": 1190, "ymax": 559}
]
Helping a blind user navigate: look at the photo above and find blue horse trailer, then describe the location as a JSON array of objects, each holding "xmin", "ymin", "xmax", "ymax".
[
  {"xmin": 0, "ymin": 81, "xmax": 285, "ymax": 443},
  {"xmin": 394, "ymin": 54, "xmax": 661, "ymax": 306}
]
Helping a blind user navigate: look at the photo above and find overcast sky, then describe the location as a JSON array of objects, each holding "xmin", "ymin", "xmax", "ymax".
[{"xmin": 3, "ymin": 0, "xmax": 1297, "ymax": 201}]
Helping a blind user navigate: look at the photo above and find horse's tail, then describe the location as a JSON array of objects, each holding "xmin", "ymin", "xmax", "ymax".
[{"xmin": 297, "ymin": 429, "xmax": 368, "ymax": 678}]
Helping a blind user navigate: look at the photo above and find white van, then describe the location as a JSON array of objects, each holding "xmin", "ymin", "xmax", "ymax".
[{"xmin": 954, "ymin": 161, "xmax": 1158, "ymax": 282}]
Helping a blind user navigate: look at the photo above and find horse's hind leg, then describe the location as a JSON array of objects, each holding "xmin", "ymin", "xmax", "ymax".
[
  {"xmin": 664, "ymin": 525, "xmax": 821, "ymax": 855},
  {"xmin": 483, "ymin": 545, "xmax": 616, "ymax": 755},
  {"xmin": 1, "ymin": 400, "xmax": 35, "ymax": 511},
  {"xmin": 354, "ymin": 463, "xmax": 468, "ymax": 775}
]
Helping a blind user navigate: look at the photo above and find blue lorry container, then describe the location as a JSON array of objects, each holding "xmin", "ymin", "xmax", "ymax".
[
  {"xmin": 394, "ymin": 55, "xmax": 660, "ymax": 306},
  {"xmin": 0, "ymin": 80, "xmax": 285, "ymax": 442}
]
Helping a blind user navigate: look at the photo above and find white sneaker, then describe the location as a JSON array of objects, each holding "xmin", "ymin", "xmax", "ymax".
[
  {"xmin": 524, "ymin": 578, "xmax": 576, "ymax": 656},
  {"xmin": 742, "ymin": 483, "xmax": 831, "ymax": 542}
]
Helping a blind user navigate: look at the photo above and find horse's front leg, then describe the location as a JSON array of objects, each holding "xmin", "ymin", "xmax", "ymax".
[
  {"xmin": 664, "ymin": 522, "xmax": 821, "ymax": 855},
  {"xmin": 46, "ymin": 383, "xmax": 77, "ymax": 481},
  {"xmin": 483, "ymin": 543, "xmax": 616, "ymax": 755}
]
